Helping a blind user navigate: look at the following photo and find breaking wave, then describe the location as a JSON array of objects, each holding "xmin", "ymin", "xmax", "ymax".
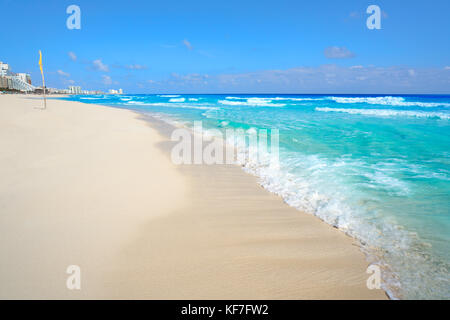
[
  {"xmin": 327, "ymin": 96, "xmax": 450, "ymax": 108},
  {"xmin": 316, "ymin": 107, "xmax": 450, "ymax": 120}
]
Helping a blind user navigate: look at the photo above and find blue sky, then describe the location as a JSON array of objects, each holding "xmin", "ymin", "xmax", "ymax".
[{"xmin": 1, "ymin": 0, "xmax": 449, "ymax": 93}]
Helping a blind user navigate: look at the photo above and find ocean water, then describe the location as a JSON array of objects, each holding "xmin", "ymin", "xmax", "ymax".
[{"xmin": 63, "ymin": 94, "xmax": 450, "ymax": 299}]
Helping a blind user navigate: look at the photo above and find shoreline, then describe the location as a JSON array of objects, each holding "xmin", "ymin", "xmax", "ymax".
[
  {"xmin": 0, "ymin": 95, "xmax": 387, "ymax": 299},
  {"xmin": 136, "ymin": 110, "xmax": 394, "ymax": 300}
]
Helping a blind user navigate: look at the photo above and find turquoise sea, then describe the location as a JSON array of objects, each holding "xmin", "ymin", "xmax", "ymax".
[{"xmin": 63, "ymin": 94, "xmax": 450, "ymax": 299}]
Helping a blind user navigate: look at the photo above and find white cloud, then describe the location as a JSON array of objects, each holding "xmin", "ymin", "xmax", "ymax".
[
  {"xmin": 324, "ymin": 46, "xmax": 355, "ymax": 59},
  {"xmin": 444, "ymin": 66, "xmax": 450, "ymax": 70},
  {"xmin": 57, "ymin": 70, "xmax": 70, "ymax": 77},
  {"xmin": 126, "ymin": 64, "xmax": 147, "ymax": 70},
  {"xmin": 170, "ymin": 73, "xmax": 209, "ymax": 82},
  {"xmin": 183, "ymin": 39, "xmax": 193, "ymax": 50},
  {"xmin": 150, "ymin": 65, "xmax": 450, "ymax": 94},
  {"xmin": 93, "ymin": 59, "xmax": 109, "ymax": 72},
  {"xmin": 68, "ymin": 51, "xmax": 77, "ymax": 61},
  {"xmin": 101, "ymin": 75, "xmax": 112, "ymax": 85},
  {"xmin": 350, "ymin": 65, "xmax": 364, "ymax": 69}
]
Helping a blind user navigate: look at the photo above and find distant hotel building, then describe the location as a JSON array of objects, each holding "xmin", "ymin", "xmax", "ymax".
[
  {"xmin": 68, "ymin": 86, "xmax": 82, "ymax": 94},
  {"xmin": 0, "ymin": 61, "xmax": 34, "ymax": 92},
  {"xmin": 66, "ymin": 86, "xmax": 104, "ymax": 95},
  {"xmin": 108, "ymin": 88, "xmax": 123, "ymax": 94},
  {"xmin": 0, "ymin": 62, "xmax": 10, "ymax": 77},
  {"xmin": 16, "ymin": 73, "xmax": 32, "ymax": 85},
  {"xmin": 0, "ymin": 61, "xmax": 105, "ymax": 95}
]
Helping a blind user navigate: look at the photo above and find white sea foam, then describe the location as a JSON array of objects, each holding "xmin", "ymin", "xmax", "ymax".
[
  {"xmin": 224, "ymin": 96, "xmax": 247, "ymax": 100},
  {"xmin": 126, "ymin": 101, "xmax": 151, "ymax": 105},
  {"xmin": 328, "ymin": 96, "xmax": 450, "ymax": 108},
  {"xmin": 316, "ymin": 107, "xmax": 450, "ymax": 120},
  {"xmin": 362, "ymin": 171, "xmax": 411, "ymax": 196},
  {"xmin": 225, "ymin": 96, "xmax": 324, "ymax": 102},
  {"xmin": 157, "ymin": 94, "xmax": 180, "ymax": 97},
  {"xmin": 219, "ymin": 98, "xmax": 286, "ymax": 107},
  {"xmin": 235, "ymin": 148, "xmax": 444, "ymax": 299},
  {"xmin": 169, "ymin": 97, "xmax": 186, "ymax": 102},
  {"xmin": 272, "ymin": 97, "xmax": 324, "ymax": 101},
  {"xmin": 126, "ymin": 101, "xmax": 216, "ymax": 110}
]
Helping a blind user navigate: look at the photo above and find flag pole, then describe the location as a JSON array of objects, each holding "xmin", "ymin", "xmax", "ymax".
[
  {"xmin": 41, "ymin": 74, "xmax": 47, "ymax": 110},
  {"xmin": 39, "ymin": 50, "xmax": 46, "ymax": 109}
]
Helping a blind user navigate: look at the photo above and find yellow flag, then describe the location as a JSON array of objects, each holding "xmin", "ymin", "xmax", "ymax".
[
  {"xmin": 39, "ymin": 50, "xmax": 43, "ymax": 75},
  {"xmin": 38, "ymin": 50, "xmax": 47, "ymax": 109}
]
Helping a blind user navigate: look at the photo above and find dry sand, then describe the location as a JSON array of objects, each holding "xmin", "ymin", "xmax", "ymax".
[{"xmin": 0, "ymin": 95, "xmax": 387, "ymax": 299}]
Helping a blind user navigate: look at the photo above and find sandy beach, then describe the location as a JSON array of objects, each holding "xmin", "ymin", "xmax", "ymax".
[{"xmin": 0, "ymin": 95, "xmax": 387, "ymax": 299}]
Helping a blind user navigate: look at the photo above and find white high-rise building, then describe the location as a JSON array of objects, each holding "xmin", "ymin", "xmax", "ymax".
[
  {"xmin": 0, "ymin": 62, "xmax": 34, "ymax": 92},
  {"xmin": 7, "ymin": 76, "xmax": 35, "ymax": 92},
  {"xmin": 108, "ymin": 88, "xmax": 123, "ymax": 94},
  {"xmin": 0, "ymin": 62, "xmax": 10, "ymax": 77},
  {"xmin": 68, "ymin": 86, "xmax": 82, "ymax": 94},
  {"xmin": 16, "ymin": 73, "xmax": 31, "ymax": 85}
]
